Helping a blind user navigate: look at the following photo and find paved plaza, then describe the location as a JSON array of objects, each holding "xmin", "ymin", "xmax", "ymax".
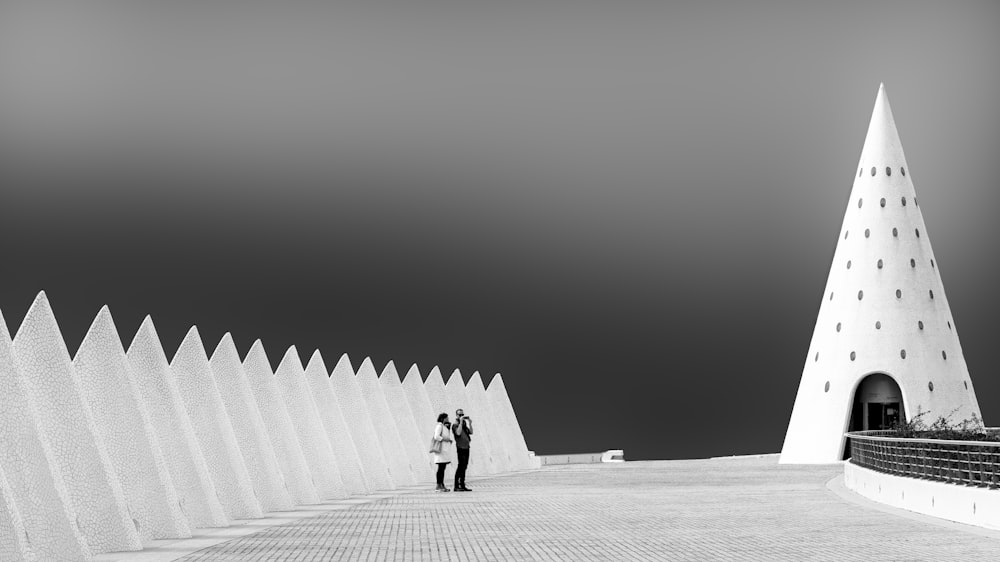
[{"xmin": 134, "ymin": 456, "xmax": 1000, "ymax": 561}]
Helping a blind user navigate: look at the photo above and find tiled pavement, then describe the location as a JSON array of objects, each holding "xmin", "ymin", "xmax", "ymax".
[{"xmin": 169, "ymin": 456, "xmax": 1000, "ymax": 561}]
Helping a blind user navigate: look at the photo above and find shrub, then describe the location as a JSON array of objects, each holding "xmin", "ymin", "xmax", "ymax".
[{"xmin": 889, "ymin": 410, "xmax": 1000, "ymax": 442}]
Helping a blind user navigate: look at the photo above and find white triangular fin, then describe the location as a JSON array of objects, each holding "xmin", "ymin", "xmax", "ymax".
[
  {"xmin": 170, "ymin": 328, "xmax": 262, "ymax": 518},
  {"xmin": 74, "ymin": 306, "xmax": 191, "ymax": 540},
  {"xmin": 356, "ymin": 358, "xmax": 416, "ymax": 486},
  {"xmin": 401, "ymin": 365, "xmax": 439, "ymax": 476},
  {"xmin": 464, "ymin": 371, "xmax": 502, "ymax": 474},
  {"xmin": 274, "ymin": 347, "xmax": 347, "ymax": 499},
  {"xmin": 0, "ymin": 306, "xmax": 90, "ymax": 559},
  {"xmin": 209, "ymin": 334, "xmax": 293, "ymax": 512},
  {"xmin": 12, "ymin": 292, "xmax": 142, "ymax": 553},
  {"xmin": 303, "ymin": 351, "xmax": 369, "ymax": 494},
  {"xmin": 486, "ymin": 374, "xmax": 533, "ymax": 470},
  {"xmin": 242, "ymin": 341, "xmax": 319, "ymax": 505},
  {"xmin": 127, "ymin": 317, "xmax": 228, "ymax": 527},
  {"xmin": 379, "ymin": 362, "xmax": 432, "ymax": 483},
  {"xmin": 329, "ymin": 354, "xmax": 395, "ymax": 490}
]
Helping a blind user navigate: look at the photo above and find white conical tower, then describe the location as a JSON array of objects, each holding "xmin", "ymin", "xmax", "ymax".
[
  {"xmin": 210, "ymin": 334, "xmax": 293, "ymax": 512},
  {"xmin": 329, "ymin": 354, "xmax": 395, "ymax": 491},
  {"xmin": 356, "ymin": 358, "xmax": 416, "ymax": 486},
  {"xmin": 0, "ymin": 307, "xmax": 90, "ymax": 560},
  {"xmin": 12, "ymin": 292, "xmax": 142, "ymax": 554},
  {"xmin": 242, "ymin": 341, "xmax": 319, "ymax": 505},
  {"xmin": 170, "ymin": 328, "xmax": 262, "ymax": 519},
  {"xmin": 303, "ymin": 351, "xmax": 370, "ymax": 495},
  {"xmin": 274, "ymin": 347, "xmax": 348, "ymax": 500},
  {"xmin": 780, "ymin": 84, "xmax": 981, "ymax": 464},
  {"xmin": 74, "ymin": 306, "xmax": 190, "ymax": 541},
  {"xmin": 379, "ymin": 361, "xmax": 432, "ymax": 484},
  {"xmin": 127, "ymin": 317, "xmax": 228, "ymax": 528}
]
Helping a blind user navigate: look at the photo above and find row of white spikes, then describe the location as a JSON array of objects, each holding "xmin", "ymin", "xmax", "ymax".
[{"xmin": 0, "ymin": 291, "xmax": 533, "ymax": 561}]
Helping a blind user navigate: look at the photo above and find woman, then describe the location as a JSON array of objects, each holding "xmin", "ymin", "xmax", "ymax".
[{"xmin": 430, "ymin": 412, "xmax": 454, "ymax": 492}]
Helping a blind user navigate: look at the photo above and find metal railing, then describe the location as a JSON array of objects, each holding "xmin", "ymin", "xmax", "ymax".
[{"xmin": 846, "ymin": 430, "xmax": 1000, "ymax": 488}]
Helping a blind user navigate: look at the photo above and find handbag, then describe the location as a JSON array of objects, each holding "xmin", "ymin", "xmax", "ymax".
[{"xmin": 429, "ymin": 437, "xmax": 442, "ymax": 454}]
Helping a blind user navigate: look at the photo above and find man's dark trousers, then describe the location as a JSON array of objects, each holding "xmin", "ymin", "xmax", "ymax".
[{"xmin": 455, "ymin": 447, "xmax": 470, "ymax": 489}]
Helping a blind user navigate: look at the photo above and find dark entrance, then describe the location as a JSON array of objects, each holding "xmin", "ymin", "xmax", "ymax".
[{"xmin": 844, "ymin": 373, "xmax": 905, "ymax": 459}]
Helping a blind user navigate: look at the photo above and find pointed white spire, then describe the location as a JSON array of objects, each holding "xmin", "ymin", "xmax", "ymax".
[
  {"xmin": 464, "ymin": 371, "xmax": 501, "ymax": 474},
  {"xmin": 0, "ymin": 306, "xmax": 90, "ymax": 559},
  {"xmin": 12, "ymin": 292, "xmax": 142, "ymax": 553},
  {"xmin": 274, "ymin": 347, "xmax": 347, "ymax": 499},
  {"xmin": 400, "ymin": 365, "xmax": 439, "ymax": 474},
  {"xmin": 486, "ymin": 374, "xmax": 533, "ymax": 470},
  {"xmin": 74, "ymin": 306, "xmax": 191, "ymax": 540},
  {"xmin": 356, "ymin": 358, "xmax": 416, "ymax": 486},
  {"xmin": 445, "ymin": 369, "xmax": 490, "ymax": 474},
  {"xmin": 242, "ymin": 340, "xmax": 319, "ymax": 505},
  {"xmin": 379, "ymin": 361, "xmax": 433, "ymax": 484},
  {"xmin": 127, "ymin": 316, "xmax": 228, "ymax": 527},
  {"xmin": 303, "ymin": 350, "xmax": 370, "ymax": 495},
  {"xmin": 210, "ymin": 334, "xmax": 293, "ymax": 512},
  {"xmin": 423, "ymin": 366, "xmax": 449, "ymax": 424},
  {"xmin": 171, "ymin": 327, "xmax": 262, "ymax": 519},
  {"xmin": 780, "ymin": 84, "xmax": 980, "ymax": 463},
  {"xmin": 329, "ymin": 354, "xmax": 394, "ymax": 490}
]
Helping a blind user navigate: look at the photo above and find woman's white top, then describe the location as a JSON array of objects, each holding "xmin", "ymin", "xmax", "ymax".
[{"xmin": 431, "ymin": 422, "xmax": 454, "ymax": 465}]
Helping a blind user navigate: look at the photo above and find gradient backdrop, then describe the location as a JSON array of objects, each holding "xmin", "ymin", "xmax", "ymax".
[{"xmin": 2, "ymin": 2, "xmax": 999, "ymax": 460}]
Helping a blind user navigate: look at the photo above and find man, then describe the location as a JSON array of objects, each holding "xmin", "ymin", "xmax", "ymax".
[{"xmin": 452, "ymin": 408, "xmax": 473, "ymax": 491}]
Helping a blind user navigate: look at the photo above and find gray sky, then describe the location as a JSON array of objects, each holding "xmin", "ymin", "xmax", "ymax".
[{"xmin": 1, "ymin": 1, "xmax": 999, "ymax": 458}]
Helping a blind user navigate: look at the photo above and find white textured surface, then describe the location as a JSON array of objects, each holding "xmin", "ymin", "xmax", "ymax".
[
  {"xmin": 0, "ymin": 309, "xmax": 87, "ymax": 561},
  {"xmin": 356, "ymin": 358, "xmax": 416, "ymax": 487},
  {"xmin": 12, "ymin": 293, "xmax": 142, "ymax": 554},
  {"xmin": 476, "ymin": 373, "xmax": 514, "ymax": 472},
  {"xmin": 274, "ymin": 348, "xmax": 347, "ymax": 500},
  {"xmin": 127, "ymin": 318, "xmax": 228, "ymax": 528},
  {"xmin": 486, "ymin": 374, "xmax": 533, "ymax": 470},
  {"xmin": 400, "ymin": 365, "xmax": 436, "ymax": 460},
  {"xmin": 74, "ymin": 307, "xmax": 190, "ymax": 541},
  {"xmin": 445, "ymin": 370, "xmax": 488, "ymax": 476},
  {"xmin": 209, "ymin": 335, "xmax": 293, "ymax": 512},
  {"xmin": 242, "ymin": 341, "xmax": 319, "ymax": 506},
  {"xmin": 378, "ymin": 362, "xmax": 430, "ymax": 483},
  {"xmin": 330, "ymin": 355, "xmax": 394, "ymax": 491},
  {"xmin": 170, "ymin": 328, "xmax": 262, "ymax": 519},
  {"xmin": 303, "ymin": 351, "xmax": 370, "ymax": 495},
  {"xmin": 422, "ymin": 367, "xmax": 449, "ymax": 431},
  {"xmin": 466, "ymin": 371, "xmax": 502, "ymax": 474},
  {"xmin": 781, "ymin": 84, "xmax": 981, "ymax": 464},
  {"xmin": 0, "ymin": 462, "xmax": 32, "ymax": 561}
]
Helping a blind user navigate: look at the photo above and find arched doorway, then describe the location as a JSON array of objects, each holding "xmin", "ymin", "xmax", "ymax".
[{"xmin": 843, "ymin": 373, "xmax": 905, "ymax": 459}]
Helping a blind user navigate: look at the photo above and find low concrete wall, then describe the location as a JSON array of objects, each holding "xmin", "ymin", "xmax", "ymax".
[
  {"xmin": 844, "ymin": 462, "xmax": 1000, "ymax": 530},
  {"xmin": 539, "ymin": 453, "xmax": 604, "ymax": 466}
]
